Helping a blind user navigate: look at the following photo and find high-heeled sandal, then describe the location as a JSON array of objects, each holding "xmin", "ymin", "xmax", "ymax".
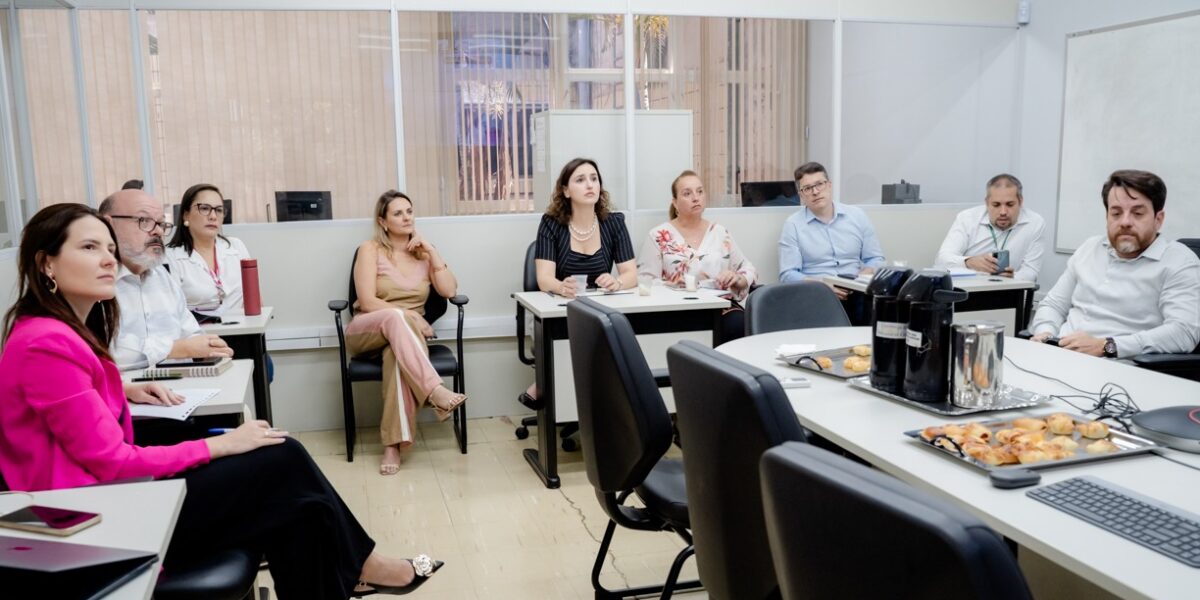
[
  {"xmin": 353, "ymin": 554, "xmax": 443, "ymax": 596},
  {"xmin": 431, "ymin": 392, "xmax": 467, "ymax": 422}
]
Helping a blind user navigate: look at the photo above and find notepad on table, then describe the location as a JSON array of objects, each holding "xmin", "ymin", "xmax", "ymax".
[
  {"xmin": 140, "ymin": 356, "xmax": 232, "ymax": 379},
  {"xmin": 128, "ymin": 388, "xmax": 219, "ymax": 421}
]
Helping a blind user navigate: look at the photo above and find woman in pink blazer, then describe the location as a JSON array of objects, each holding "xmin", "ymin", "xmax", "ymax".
[{"xmin": 0, "ymin": 204, "xmax": 440, "ymax": 598}]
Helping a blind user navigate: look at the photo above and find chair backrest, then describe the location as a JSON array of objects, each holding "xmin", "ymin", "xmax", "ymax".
[
  {"xmin": 1178, "ymin": 238, "xmax": 1200, "ymax": 260},
  {"xmin": 347, "ymin": 247, "xmax": 446, "ymax": 324},
  {"xmin": 566, "ymin": 297, "xmax": 673, "ymax": 495},
  {"xmin": 760, "ymin": 442, "xmax": 1032, "ymax": 600},
  {"xmin": 667, "ymin": 340, "xmax": 807, "ymax": 600},
  {"xmin": 523, "ymin": 241, "xmax": 538, "ymax": 292},
  {"xmin": 745, "ymin": 281, "xmax": 850, "ymax": 336}
]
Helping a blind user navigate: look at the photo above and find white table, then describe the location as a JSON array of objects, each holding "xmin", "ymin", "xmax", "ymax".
[
  {"xmin": 201, "ymin": 307, "xmax": 273, "ymax": 422},
  {"xmin": 514, "ymin": 286, "xmax": 730, "ymax": 488},
  {"xmin": 0, "ymin": 480, "xmax": 186, "ymax": 600},
  {"xmin": 124, "ymin": 358, "xmax": 254, "ymax": 419},
  {"xmin": 822, "ymin": 273, "xmax": 1036, "ymax": 329},
  {"xmin": 718, "ymin": 327, "xmax": 1200, "ymax": 600}
]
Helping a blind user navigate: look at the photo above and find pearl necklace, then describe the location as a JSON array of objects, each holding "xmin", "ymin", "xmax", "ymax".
[{"xmin": 569, "ymin": 214, "xmax": 597, "ymax": 241}]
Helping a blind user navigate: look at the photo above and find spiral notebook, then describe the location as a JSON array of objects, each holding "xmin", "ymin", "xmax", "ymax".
[
  {"xmin": 128, "ymin": 389, "xmax": 219, "ymax": 421},
  {"xmin": 140, "ymin": 356, "xmax": 232, "ymax": 379}
]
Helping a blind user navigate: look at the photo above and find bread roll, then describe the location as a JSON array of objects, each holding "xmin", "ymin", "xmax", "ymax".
[
  {"xmin": 1012, "ymin": 431, "xmax": 1045, "ymax": 446},
  {"xmin": 963, "ymin": 423, "xmax": 992, "ymax": 443},
  {"xmin": 1017, "ymin": 448, "xmax": 1049, "ymax": 464},
  {"xmin": 814, "ymin": 356, "xmax": 833, "ymax": 370},
  {"xmin": 1012, "ymin": 417, "xmax": 1048, "ymax": 432},
  {"xmin": 995, "ymin": 428, "xmax": 1023, "ymax": 444},
  {"xmin": 842, "ymin": 356, "xmax": 870, "ymax": 372},
  {"xmin": 1086, "ymin": 439, "xmax": 1120, "ymax": 454},
  {"xmin": 1077, "ymin": 421, "xmax": 1110, "ymax": 439},
  {"xmin": 850, "ymin": 345, "xmax": 872, "ymax": 357},
  {"xmin": 1047, "ymin": 413, "xmax": 1076, "ymax": 435},
  {"xmin": 1045, "ymin": 436, "xmax": 1079, "ymax": 452}
]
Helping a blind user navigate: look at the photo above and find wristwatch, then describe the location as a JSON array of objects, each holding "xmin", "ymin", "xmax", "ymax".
[{"xmin": 1102, "ymin": 337, "xmax": 1117, "ymax": 358}]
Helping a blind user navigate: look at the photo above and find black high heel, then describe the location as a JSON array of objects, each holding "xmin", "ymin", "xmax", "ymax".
[{"xmin": 353, "ymin": 555, "xmax": 444, "ymax": 596}]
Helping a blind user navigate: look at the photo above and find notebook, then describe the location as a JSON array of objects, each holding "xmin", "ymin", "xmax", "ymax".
[
  {"xmin": 128, "ymin": 388, "xmax": 220, "ymax": 421},
  {"xmin": 140, "ymin": 356, "xmax": 233, "ymax": 378},
  {"xmin": 0, "ymin": 535, "xmax": 158, "ymax": 600}
]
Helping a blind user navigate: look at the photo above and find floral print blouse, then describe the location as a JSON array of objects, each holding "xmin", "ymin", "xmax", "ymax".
[{"xmin": 638, "ymin": 220, "xmax": 758, "ymax": 301}]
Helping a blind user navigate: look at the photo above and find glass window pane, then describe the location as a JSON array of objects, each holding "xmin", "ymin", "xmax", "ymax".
[
  {"xmin": 398, "ymin": 12, "xmax": 627, "ymax": 216},
  {"xmin": 634, "ymin": 16, "xmax": 814, "ymax": 210},
  {"xmin": 141, "ymin": 10, "xmax": 397, "ymax": 223}
]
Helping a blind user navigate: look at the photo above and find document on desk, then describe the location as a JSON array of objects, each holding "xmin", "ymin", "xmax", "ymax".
[{"xmin": 128, "ymin": 389, "xmax": 219, "ymax": 421}]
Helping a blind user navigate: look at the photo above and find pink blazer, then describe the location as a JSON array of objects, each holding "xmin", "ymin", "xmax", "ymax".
[{"xmin": 0, "ymin": 317, "xmax": 210, "ymax": 491}]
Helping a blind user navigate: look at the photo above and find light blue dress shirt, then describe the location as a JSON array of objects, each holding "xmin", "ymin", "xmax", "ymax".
[{"xmin": 778, "ymin": 202, "xmax": 886, "ymax": 282}]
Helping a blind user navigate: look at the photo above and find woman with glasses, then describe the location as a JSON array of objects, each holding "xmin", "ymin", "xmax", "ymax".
[{"xmin": 166, "ymin": 184, "xmax": 250, "ymax": 319}]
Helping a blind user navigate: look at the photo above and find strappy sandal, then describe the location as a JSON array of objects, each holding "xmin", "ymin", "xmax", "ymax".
[
  {"xmin": 353, "ymin": 554, "xmax": 444, "ymax": 596},
  {"xmin": 431, "ymin": 392, "xmax": 467, "ymax": 422}
]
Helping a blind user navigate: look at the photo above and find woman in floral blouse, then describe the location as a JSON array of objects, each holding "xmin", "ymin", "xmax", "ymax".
[{"xmin": 638, "ymin": 170, "xmax": 757, "ymax": 343}]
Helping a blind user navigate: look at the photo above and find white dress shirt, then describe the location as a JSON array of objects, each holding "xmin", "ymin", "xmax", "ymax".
[
  {"xmin": 1030, "ymin": 235, "xmax": 1200, "ymax": 357},
  {"xmin": 112, "ymin": 264, "xmax": 203, "ymax": 369},
  {"xmin": 165, "ymin": 236, "xmax": 251, "ymax": 316},
  {"xmin": 934, "ymin": 205, "xmax": 1045, "ymax": 282}
]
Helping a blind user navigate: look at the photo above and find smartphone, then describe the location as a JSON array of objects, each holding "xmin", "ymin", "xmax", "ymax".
[
  {"xmin": 992, "ymin": 250, "xmax": 1010, "ymax": 274},
  {"xmin": 155, "ymin": 356, "xmax": 223, "ymax": 368},
  {"xmin": 0, "ymin": 505, "xmax": 101, "ymax": 536}
]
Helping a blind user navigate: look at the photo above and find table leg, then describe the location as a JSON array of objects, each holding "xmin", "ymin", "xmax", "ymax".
[
  {"xmin": 523, "ymin": 317, "xmax": 561, "ymax": 489},
  {"xmin": 226, "ymin": 334, "xmax": 272, "ymax": 423}
]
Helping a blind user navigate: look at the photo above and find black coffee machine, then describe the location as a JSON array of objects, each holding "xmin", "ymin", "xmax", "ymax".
[
  {"xmin": 898, "ymin": 270, "xmax": 968, "ymax": 403},
  {"xmin": 866, "ymin": 266, "xmax": 914, "ymax": 394}
]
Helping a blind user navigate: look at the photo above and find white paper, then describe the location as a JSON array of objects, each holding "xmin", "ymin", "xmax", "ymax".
[
  {"xmin": 129, "ymin": 388, "xmax": 219, "ymax": 421},
  {"xmin": 775, "ymin": 344, "xmax": 817, "ymax": 358},
  {"xmin": 948, "ymin": 268, "xmax": 979, "ymax": 277}
]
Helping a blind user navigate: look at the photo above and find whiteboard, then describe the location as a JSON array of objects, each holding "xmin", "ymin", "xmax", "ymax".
[{"xmin": 1055, "ymin": 10, "xmax": 1200, "ymax": 252}]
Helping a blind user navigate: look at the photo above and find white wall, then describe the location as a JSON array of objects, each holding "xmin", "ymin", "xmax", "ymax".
[{"xmin": 1016, "ymin": 0, "xmax": 1200, "ymax": 288}]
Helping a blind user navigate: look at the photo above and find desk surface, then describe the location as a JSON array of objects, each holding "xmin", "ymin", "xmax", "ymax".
[
  {"xmin": 718, "ymin": 328, "xmax": 1200, "ymax": 600},
  {"xmin": 514, "ymin": 286, "xmax": 730, "ymax": 319},
  {"xmin": 821, "ymin": 274, "xmax": 1035, "ymax": 293},
  {"xmin": 0, "ymin": 480, "xmax": 186, "ymax": 600},
  {"xmin": 200, "ymin": 306, "xmax": 273, "ymax": 336},
  {"xmin": 124, "ymin": 359, "xmax": 253, "ymax": 418}
]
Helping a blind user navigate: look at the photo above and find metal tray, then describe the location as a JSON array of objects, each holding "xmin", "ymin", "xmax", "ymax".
[
  {"xmin": 779, "ymin": 345, "xmax": 872, "ymax": 379},
  {"xmin": 847, "ymin": 375, "xmax": 1048, "ymax": 416},
  {"xmin": 903, "ymin": 413, "xmax": 1160, "ymax": 471}
]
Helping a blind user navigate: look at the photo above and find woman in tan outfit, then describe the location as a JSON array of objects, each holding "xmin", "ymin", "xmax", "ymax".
[{"xmin": 346, "ymin": 190, "xmax": 466, "ymax": 475}]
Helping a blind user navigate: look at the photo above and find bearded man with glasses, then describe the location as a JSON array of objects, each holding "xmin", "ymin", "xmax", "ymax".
[
  {"xmin": 778, "ymin": 161, "xmax": 886, "ymax": 324},
  {"xmin": 99, "ymin": 188, "xmax": 233, "ymax": 370}
]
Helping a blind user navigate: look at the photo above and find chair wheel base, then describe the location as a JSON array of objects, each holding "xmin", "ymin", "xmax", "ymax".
[
  {"xmin": 561, "ymin": 437, "xmax": 578, "ymax": 452},
  {"xmin": 515, "ymin": 426, "xmax": 529, "ymax": 440}
]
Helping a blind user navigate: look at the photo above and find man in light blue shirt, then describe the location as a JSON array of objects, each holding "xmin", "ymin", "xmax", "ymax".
[{"xmin": 779, "ymin": 162, "xmax": 886, "ymax": 323}]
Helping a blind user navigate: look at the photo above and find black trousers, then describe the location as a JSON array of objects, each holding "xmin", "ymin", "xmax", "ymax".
[
  {"xmin": 166, "ymin": 438, "xmax": 375, "ymax": 599},
  {"xmin": 716, "ymin": 307, "xmax": 746, "ymax": 346},
  {"xmin": 842, "ymin": 291, "xmax": 871, "ymax": 326}
]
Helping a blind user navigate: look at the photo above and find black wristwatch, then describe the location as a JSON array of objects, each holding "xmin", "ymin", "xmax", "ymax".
[{"xmin": 1102, "ymin": 337, "xmax": 1117, "ymax": 358}]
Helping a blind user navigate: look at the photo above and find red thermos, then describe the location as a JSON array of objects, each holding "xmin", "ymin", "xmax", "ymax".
[{"xmin": 241, "ymin": 259, "xmax": 262, "ymax": 316}]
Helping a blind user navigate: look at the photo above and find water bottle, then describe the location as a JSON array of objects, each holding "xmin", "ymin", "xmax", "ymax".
[{"xmin": 241, "ymin": 259, "xmax": 262, "ymax": 316}]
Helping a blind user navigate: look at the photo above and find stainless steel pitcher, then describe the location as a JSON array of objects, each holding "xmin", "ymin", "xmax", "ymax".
[{"xmin": 951, "ymin": 321, "xmax": 1005, "ymax": 408}]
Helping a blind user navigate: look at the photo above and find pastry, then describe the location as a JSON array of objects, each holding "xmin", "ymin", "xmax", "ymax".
[
  {"xmin": 1012, "ymin": 431, "xmax": 1045, "ymax": 446},
  {"xmin": 814, "ymin": 356, "xmax": 833, "ymax": 370},
  {"xmin": 992, "ymin": 445, "xmax": 1021, "ymax": 465},
  {"xmin": 919, "ymin": 426, "xmax": 945, "ymax": 442},
  {"xmin": 1086, "ymin": 439, "xmax": 1120, "ymax": 454},
  {"xmin": 994, "ymin": 428, "xmax": 1023, "ymax": 444},
  {"xmin": 850, "ymin": 345, "xmax": 872, "ymax": 357},
  {"xmin": 842, "ymin": 356, "xmax": 870, "ymax": 372},
  {"xmin": 1046, "ymin": 413, "xmax": 1076, "ymax": 435},
  {"xmin": 1017, "ymin": 448, "xmax": 1049, "ymax": 464},
  {"xmin": 1045, "ymin": 436, "xmax": 1080, "ymax": 452},
  {"xmin": 1077, "ymin": 421, "xmax": 1110, "ymax": 439},
  {"xmin": 963, "ymin": 423, "xmax": 992, "ymax": 443},
  {"xmin": 1012, "ymin": 417, "xmax": 1047, "ymax": 432}
]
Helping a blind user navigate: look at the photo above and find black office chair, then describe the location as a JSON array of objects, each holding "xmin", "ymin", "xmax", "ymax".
[
  {"xmin": 744, "ymin": 281, "xmax": 850, "ymax": 336},
  {"xmin": 667, "ymin": 340, "xmax": 808, "ymax": 600},
  {"xmin": 1128, "ymin": 238, "xmax": 1200, "ymax": 381},
  {"xmin": 329, "ymin": 249, "xmax": 469, "ymax": 460},
  {"xmin": 566, "ymin": 298, "xmax": 702, "ymax": 599},
  {"xmin": 760, "ymin": 442, "xmax": 1032, "ymax": 600}
]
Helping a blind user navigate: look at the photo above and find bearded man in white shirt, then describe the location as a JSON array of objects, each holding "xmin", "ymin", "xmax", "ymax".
[
  {"xmin": 99, "ymin": 189, "xmax": 234, "ymax": 369},
  {"xmin": 934, "ymin": 173, "xmax": 1045, "ymax": 282},
  {"xmin": 1030, "ymin": 170, "xmax": 1200, "ymax": 358}
]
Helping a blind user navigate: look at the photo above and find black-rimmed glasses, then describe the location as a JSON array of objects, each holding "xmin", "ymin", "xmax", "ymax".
[
  {"xmin": 797, "ymin": 179, "xmax": 830, "ymax": 196},
  {"xmin": 109, "ymin": 215, "xmax": 175, "ymax": 234},
  {"xmin": 193, "ymin": 204, "xmax": 225, "ymax": 217}
]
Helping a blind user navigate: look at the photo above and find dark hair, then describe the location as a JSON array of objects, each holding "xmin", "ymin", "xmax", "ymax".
[
  {"xmin": 669, "ymin": 170, "xmax": 701, "ymax": 219},
  {"xmin": 985, "ymin": 173, "xmax": 1023, "ymax": 201},
  {"xmin": 793, "ymin": 162, "xmax": 828, "ymax": 182},
  {"xmin": 1102, "ymin": 170, "xmax": 1166, "ymax": 213},
  {"xmin": 546, "ymin": 158, "xmax": 611, "ymax": 225},
  {"xmin": 167, "ymin": 183, "xmax": 229, "ymax": 253},
  {"xmin": 121, "ymin": 179, "xmax": 143, "ymax": 190},
  {"xmin": 2, "ymin": 204, "xmax": 121, "ymax": 361}
]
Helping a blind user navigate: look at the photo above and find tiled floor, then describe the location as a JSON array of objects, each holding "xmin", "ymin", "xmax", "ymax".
[{"xmin": 275, "ymin": 417, "xmax": 705, "ymax": 600}]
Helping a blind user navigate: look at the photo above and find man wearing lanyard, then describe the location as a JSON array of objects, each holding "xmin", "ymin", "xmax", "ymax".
[{"xmin": 934, "ymin": 173, "xmax": 1046, "ymax": 283}]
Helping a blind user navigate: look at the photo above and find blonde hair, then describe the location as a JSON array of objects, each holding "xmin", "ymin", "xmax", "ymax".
[
  {"xmin": 372, "ymin": 190, "xmax": 422, "ymax": 258},
  {"xmin": 668, "ymin": 170, "xmax": 701, "ymax": 219}
]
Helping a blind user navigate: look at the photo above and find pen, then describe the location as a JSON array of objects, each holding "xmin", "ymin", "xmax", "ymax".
[
  {"xmin": 132, "ymin": 374, "xmax": 184, "ymax": 382},
  {"xmin": 207, "ymin": 428, "xmax": 234, "ymax": 434}
]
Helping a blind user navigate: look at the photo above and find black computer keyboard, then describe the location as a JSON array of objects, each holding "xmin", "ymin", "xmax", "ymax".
[{"xmin": 1027, "ymin": 475, "xmax": 1200, "ymax": 568}]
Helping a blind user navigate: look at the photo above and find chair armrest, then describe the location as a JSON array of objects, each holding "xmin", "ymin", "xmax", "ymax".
[
  {"xmin": 1129, "ymin": 353, "xmax": 1200, "ymax": 369},
  {"xmin": 1015, "ymin": 330, "xmax": 1033, "ymax": 340},
  {"xmin": 449, "ymin": 295, "xmax": 469, "ymax": 306},
  {"xmin": 651, "ymin": 367, "xmax": 671, "ymax": 388},
  {"xmin": 328, "ymin": 300, "xmax": 348, "ymax": 312}
]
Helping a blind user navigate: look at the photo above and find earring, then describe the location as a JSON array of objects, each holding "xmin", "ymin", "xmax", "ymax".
[
  {"xmin": 47, "ymin": 274, "xmax": 58, "ymax": 295},
  {"xmin": 184, "ymin": 220, "xmax": 190, "ymax": 227}
]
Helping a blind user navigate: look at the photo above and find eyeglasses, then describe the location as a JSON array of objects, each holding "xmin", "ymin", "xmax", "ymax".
[
  {"xmin": 193, "ymin": 204, "xmax": 225, "ymax": 217},
  {"xmin": 109, "ymin": 215, "xmax": 174, "ymax": 234},
  {"xmin": 797, "ymin": 179, "xmax": 830, "ymax": 196}
]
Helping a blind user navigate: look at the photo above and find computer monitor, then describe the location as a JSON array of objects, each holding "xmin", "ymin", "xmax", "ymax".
[
  {"xmin": 171, "ymin": 199, "xmax": 233, "ymax": 225},
  {"xmin": 740, "ymin": 181, "xmax": 800, "ymax": 207},
  {"xmin": 275, "ymin": 191, "xmax": 332, "ymax": 222}
]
